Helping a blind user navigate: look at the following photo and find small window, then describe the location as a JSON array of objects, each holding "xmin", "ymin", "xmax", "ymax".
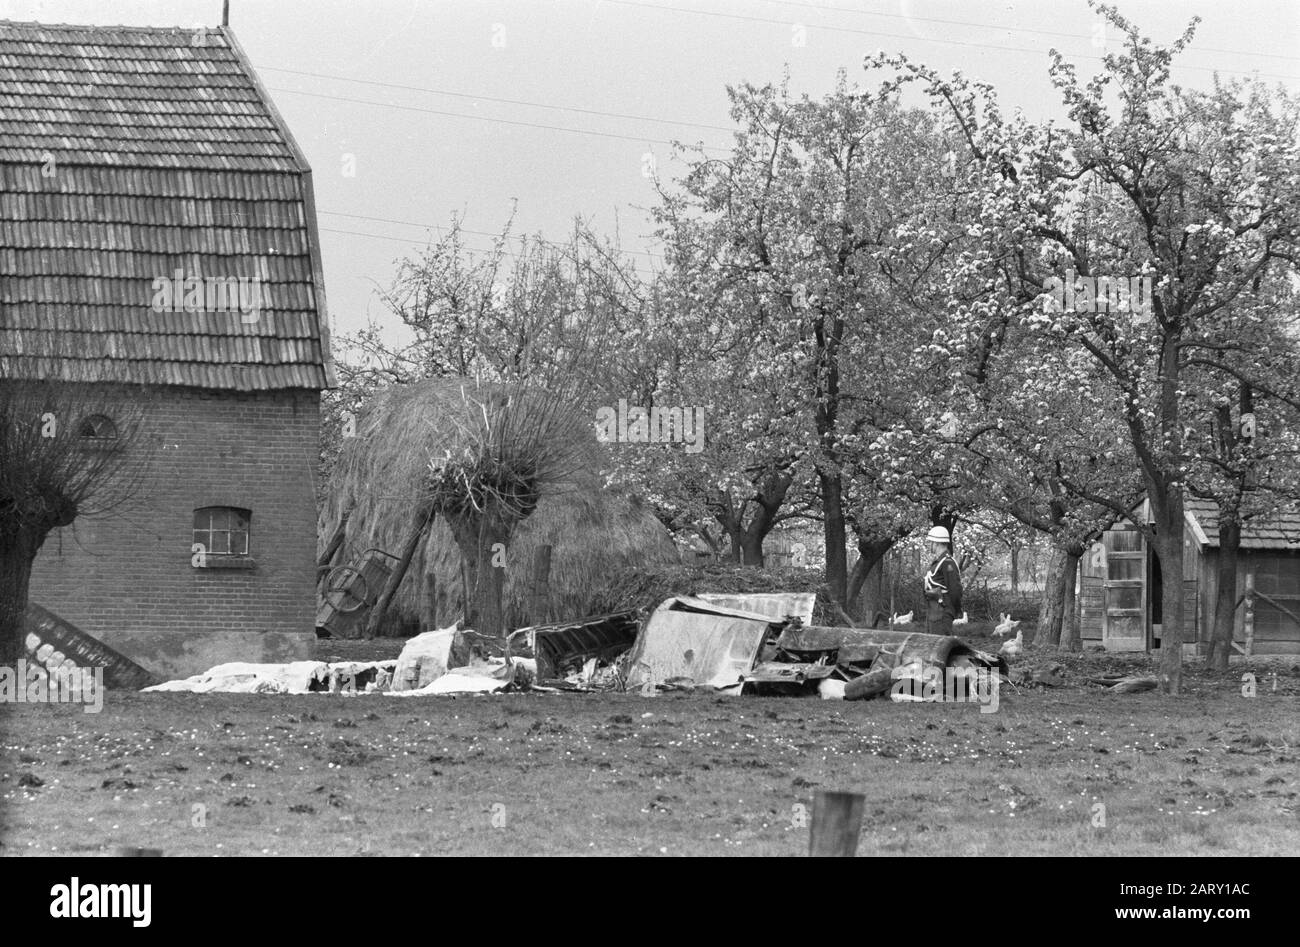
[
  {"xmin": 194, "ymin": 507, "xmax": 251, "ymax": 557},
  {"xmin": 77, "ymin": 414, "xmax": 119, "ymax": 448}
]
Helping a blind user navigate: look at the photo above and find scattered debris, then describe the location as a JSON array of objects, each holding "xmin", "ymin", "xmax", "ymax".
[
  {"xmin": 143, "ymin": 661, "xmax": 394, "ymax": 694},
  {"xmin": 1088, "ymin": 675, "xmax": 1159, "ymax": 694},
  {"xmin": 386, "ymin": 659, "xmax": 528, "ymax": 696},
  {"xmin": 692, "ymin": 592, "xmax": 816, "ymax": 625},
  {"xmin": 624, "ymin": 596, "xmax": 783, "ymax": 690},
  {"xmin": 139, "ymin": 590, "xmax": 1008, "ymax": 704},
  {"xmin": 391, "ymin": 623, "xmax": 464, "ymax": 692},
  {"xmin": 513, "ymin": 611, "xmax": 640, "ymax": 686},
  {"xmin": 818, "ymin": 679, "xmax": 846, "ymax": 700}
]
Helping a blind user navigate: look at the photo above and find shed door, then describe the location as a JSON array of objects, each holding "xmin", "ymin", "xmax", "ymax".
[
  {"xmin": 1103, "ymin": 527, "xmax": 1147, "ymax": 651},
  {"xmin": 1251, "ymin": 552, "xmax": 1300, "ymax": 655}
]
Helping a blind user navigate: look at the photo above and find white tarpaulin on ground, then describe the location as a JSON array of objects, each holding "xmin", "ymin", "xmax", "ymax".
[
  {"xmin": 143, "ymin": 661, "xmax": 330, "ymax": 694},
  {"xmin": 142, "ymin": 661, "xmax": 396, "ymax": 694},
  {"xmin": 384, "ymin": 658, "xmax": 537, "ymax": 696},
  {"xmin": 390, "ymin": 625, "xmax": 459, "ymax": 691}
]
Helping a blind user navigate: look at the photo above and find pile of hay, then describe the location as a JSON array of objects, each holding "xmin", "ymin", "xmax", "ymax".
[{"xmin": 319, "ymin": 377, "xmax": 680, "ymax": 634}]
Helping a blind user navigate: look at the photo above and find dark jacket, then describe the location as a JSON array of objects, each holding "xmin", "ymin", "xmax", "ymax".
[{"xmin": 923, "ymin": 553, "xmax": 962, "ymax": 620}]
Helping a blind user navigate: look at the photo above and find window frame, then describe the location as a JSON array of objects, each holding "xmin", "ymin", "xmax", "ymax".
[
  {"xmin": 76, "ymin": 413, "xmax": 120, "ymax": 451},
  {"xmin": 192, "ymin": 506, "xmax": 253, "ymax": 564}
]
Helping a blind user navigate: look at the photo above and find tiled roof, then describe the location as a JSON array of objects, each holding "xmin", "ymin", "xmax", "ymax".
[
  {"xmin": 1185, "ymin": 496, "xmax": 1300, "ymax": 551},
  {"xmin": 0, "ymin": 21, "xmax": 333, "ymax": 391}
]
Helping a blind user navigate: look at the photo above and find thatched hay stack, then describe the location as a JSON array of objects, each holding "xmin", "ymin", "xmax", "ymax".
[{"xmin": 319, "ymin": 377, "xmax": 679, "ymax": 634}]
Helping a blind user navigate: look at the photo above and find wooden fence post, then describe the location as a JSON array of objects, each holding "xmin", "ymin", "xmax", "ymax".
[
  {"xmin": 421, "ymin": 577, "xmax": 437, "ymax": 632},
  {"xmin": 809, "ymin": 790, "xmax": 865, "ymax": 857}
]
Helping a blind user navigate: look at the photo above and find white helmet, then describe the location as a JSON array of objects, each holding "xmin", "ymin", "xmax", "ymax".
[{"xmin": 925, "ymin": 526, "xmax": 951, "ymax": 545}]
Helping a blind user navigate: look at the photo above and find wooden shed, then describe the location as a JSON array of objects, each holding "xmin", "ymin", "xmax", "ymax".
[{"xmin": 1079, "ymin": 498, "xmax": 1300, "ymax": 656}]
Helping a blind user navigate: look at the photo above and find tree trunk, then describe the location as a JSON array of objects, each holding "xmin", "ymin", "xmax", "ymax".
[
  {"xmin": 820, "ymin": 471, "xmax": 848, "ymax": 607},
  {"xmin": 1153, "ymin": 502, "xmax": 1186, "ymax": 695},
  {"xmin": 1037, "ymin": 545, "xmax": 1067, "ymax": 647},
  {"xmin": 1206, "ymin": 512, "xmax": 1241, "ymax": 671},
  {"xmin": 697, "ymin": 527, "xmax": 721, "ymax": 560},
  {"xmin": 529, "ymin": 544, "xmax": 552, "ymax": 625},
  {"xmin": 716, "ymin": 471, "xmax": 791, "ymax": 568},
  {"xmin": 848, "ymin": 536, "xmax": 894, "ymax": 619},
  {"xmin": 1059, "ymin": 546, "xmax": 1083, "ymax": 652},
  {"xmin": 861, "ymin": 558, "xmax": 885, "ymax": 625},
  {"xmin": 1151, "ymin": 332, "xmax": 1186, "ymax": 695},
  {"xmin": 448, "ymin": 515, "xmax": 512, "ymax": 640},
  {"xmin": 1010, "ymin": 544, "xmax": 1019, "ymax": 593},
  {"xmin": 0, "ymin": 529, "xmax": 40, "ymax": 664},
  {"xmin": 365, "ymin": 511, "xmax": 434, "ymax": 639}
]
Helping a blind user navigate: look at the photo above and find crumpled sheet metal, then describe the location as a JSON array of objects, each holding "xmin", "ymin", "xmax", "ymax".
[
  {"xmin": 692, "ymin": 592, "xmax": 816, "ymax": 625},
  {"xmin": 776, "ymin": 625, "xmax": 1007, "ymax": 676},
  {"xmin": 520, "ymin": 611, "xmax": 641, "ymax": 680},
  {"xmin": 623, "ymin": 597, "xmax": 786, "ymax": 690}
]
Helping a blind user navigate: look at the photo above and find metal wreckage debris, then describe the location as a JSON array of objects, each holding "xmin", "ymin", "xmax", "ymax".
[
  {"xmin": 531, "ymin": 594, "xmax": 1007, "ymax": 707},
  {"xmin": 140, "ymin": 593, "xmax": 1005, "ymax": 704}
]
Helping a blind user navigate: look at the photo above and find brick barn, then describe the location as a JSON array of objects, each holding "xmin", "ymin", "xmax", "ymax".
[{"xmin": 0, "ymin": 21, "xmax": 335, "ymax": 679}]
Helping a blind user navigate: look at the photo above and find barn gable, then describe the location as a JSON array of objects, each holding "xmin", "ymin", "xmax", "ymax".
[
  {"xmin": 3, "ymin": 19, "xmax": 332, "ymax": 679},
  {"xmin": 0, "ymin": 20, "xmax": 334, "ymax": 391}
]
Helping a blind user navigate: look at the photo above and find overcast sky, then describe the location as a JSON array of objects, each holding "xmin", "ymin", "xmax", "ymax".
[{"xmin": 11, "ymin": 1, "xmax": 1300, "ymax": 347}]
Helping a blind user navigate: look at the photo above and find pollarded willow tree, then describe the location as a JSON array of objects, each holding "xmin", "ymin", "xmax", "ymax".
[
  {"xmin": 0, "ymin": 367, "xmax": 149, "ymax": 663},
  {"xmin": 424, "ymin": 381, "xmax": 589, "ymax": 643},
  {"xmin": 323, "ymin": 217, "xmax": 648, "ymax": 638},
  {"xmin": 868, "ymin": 2, "xmax": 1300, "ymax": 693}
]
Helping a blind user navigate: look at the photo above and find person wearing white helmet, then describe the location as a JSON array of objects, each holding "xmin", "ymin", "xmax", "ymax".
[{"xmin": 922, "ymin": 525, "xmax": 962, "ymax": 636}]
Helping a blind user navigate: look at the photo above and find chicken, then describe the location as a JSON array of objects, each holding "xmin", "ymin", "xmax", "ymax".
[
  {"xmin": 952, "ymin": 612, "xmax": 969, "ymax": 626},
  {"xmin": 999, "ymin": 629, "xmax": 1024, "ymax": 658},
  {"xmin": 890, "ymin": 611, "xmax": 913, "ymax": 626},
  {"xmin": 993, "ymin": 613, "xmax": 1020, "ymax": 637}
]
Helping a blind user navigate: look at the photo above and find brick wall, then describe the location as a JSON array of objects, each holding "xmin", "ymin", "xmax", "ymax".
[{"xmin": 29, "ymin": 386, "xmax": 321, "ymax": 670}]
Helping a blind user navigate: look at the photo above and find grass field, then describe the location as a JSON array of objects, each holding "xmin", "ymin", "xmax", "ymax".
[{"xmin": 2, "ymin": 637, "xmax": 1297, "ymax": 856}]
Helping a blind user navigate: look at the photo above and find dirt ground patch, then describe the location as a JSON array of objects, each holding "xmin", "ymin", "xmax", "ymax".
[{"xmin": 1, "ymin": 647, "xmax": 1297, "ymax": 856}]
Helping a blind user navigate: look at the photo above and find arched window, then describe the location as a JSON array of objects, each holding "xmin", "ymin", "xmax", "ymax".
[
  {"xmin": 193, "ymin": 507, "xmax": 251, "ymax": 557},
  {"xmin": 77, "ymin": 414, "xmax": 118, "ymax": 446}
]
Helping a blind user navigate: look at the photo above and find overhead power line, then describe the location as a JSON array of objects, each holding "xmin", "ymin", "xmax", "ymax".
[
  {"xmin": 604, "ymin": 0, "xmax": 1300, "ymax": 82},
  {"xmin": 262, "ymin": 66, "xmax": 734, "ymax": 134},
  {"xmin": 320, "ymin": 211, "xmax": 664, "ymax": 260},
  {"xmin": 266, "ymin": 86, "xmax": 726, "ymax": 152},
  {"xmin": 754, "ymin": 0, "xmax": 1300, "ymax": 63}
]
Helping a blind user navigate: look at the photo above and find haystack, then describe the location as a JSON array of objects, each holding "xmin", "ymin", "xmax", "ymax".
[{"xmin": 319, "ymin": 378, "xmax": 679, "ymax": 634}]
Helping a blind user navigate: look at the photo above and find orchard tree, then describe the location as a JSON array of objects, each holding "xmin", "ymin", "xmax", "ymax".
[
  {"xmin": 1185, "ymin": 284, "xmax": 1300, "ymax": 668},
  {"xmin": 869, "ymin": 2, "xmax": 1300, "ymax": 692},
  {"xmin": 656, "ymin": 74, "xmax": 954, "ymax": 604}
]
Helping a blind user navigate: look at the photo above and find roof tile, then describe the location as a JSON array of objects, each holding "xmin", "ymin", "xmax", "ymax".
[{"xmin": 0, "ymin": 20, "xmax": 330, "ymax": 392}]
